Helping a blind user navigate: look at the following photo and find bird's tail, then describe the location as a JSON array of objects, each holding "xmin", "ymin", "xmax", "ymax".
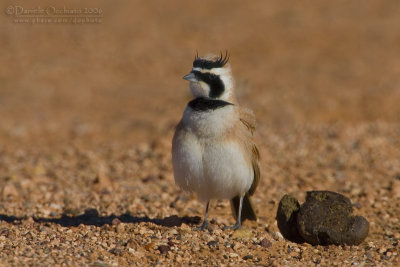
[{"xmin": 230, "ymin": 192, "xmax": 257, "ymax": 222}]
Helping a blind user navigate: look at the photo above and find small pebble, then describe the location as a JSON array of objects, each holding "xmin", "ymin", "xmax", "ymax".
[
  {"xmin": 260, "ymin": 238, "xmax": 272, "ymax": 248},
  {"xmin": 109, "ymin": 248, "xmax": 123, "ymax": 256},
  {"xmin": 231, "ymin": 229, "xmax": 253, "ymax": 239},
  {"xmin": 229, "ymin": 253, "xmax": 239, "ymax": 258},
  {"xmin": 207, "ymin": 241, "xmax": 218, "ymax": 247},
  {"xmin": 243, "ymin": 254, "xmax": 253, "ymax": 260},
  {"xmin": 158, "ymin": 245, "xmax": 170, "ymax": 254},
  {"xmin": 112, "ymin": 218, "xmax": 121, "ymax": 225}
]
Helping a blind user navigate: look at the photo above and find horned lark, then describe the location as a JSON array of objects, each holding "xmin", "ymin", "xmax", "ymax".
[{"xmin": 172, "ymin": 52, "xmax": 260, "ymax": 230}]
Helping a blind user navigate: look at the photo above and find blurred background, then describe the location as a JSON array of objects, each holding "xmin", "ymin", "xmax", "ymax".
[{"xmin": 1, "ymin": 0, "xmax": 400, "ymax": 148}]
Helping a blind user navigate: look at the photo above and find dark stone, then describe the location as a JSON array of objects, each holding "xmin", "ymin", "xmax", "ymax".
[
  {"xmin": 340, "ymin": 215, "xmax": 369, "ymax": 245},
  {"xmin": 259, "ymin": 238, "xmax": 272, "ymax": 248},
  {"xmin": 109, "ymin": 248, "xmax": 123, "ymax": 256},
  {"xmin": 158, "ymin": 245, "xmax": 170, "ymax": 254},
  {"xmin": 276, "ymin": 194, "xmax": 304, "ymax": 243},
  {"xmin": 296, "ymin": 191, "xmax": 369, "ymax": 245},
  {"xmin": 142, "ymin": 175, "xmax": 157, "ymax": 183},
  {"xmin": 207, "ymin": 240, "xmax": 218, "ymax": 247},
  {"xmin": 276, "ymin": 191, "xmax": 369, "ymax": 246},
  {"xmin": 243, "ymin": 254, "xmax": 253, "ymax": 260}
]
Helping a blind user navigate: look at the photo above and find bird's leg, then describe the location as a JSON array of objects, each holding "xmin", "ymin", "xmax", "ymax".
[
  {"xmin": 223, "ymin": 194, "xmax": 244, "ymax": 230},
  {"xmin": 195, "ymin": 200, "xmax": 211, "ymax": 231}
]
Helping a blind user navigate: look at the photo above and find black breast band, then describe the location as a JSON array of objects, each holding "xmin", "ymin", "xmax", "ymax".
[{"xmin": 188, "ymin": 97, "xmax": 233, "ymax": 111}]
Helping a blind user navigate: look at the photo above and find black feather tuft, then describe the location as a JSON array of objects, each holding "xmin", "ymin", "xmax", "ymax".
[{"xmin": 193, "ymin": 51, "xmax": 230, "ymax": 69}]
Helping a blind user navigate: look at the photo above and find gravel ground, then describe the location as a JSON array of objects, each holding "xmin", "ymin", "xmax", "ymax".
[
  {"xmin": 1, "ymin": 0, "xmax": 400, "ymax": 266},
  {"xmin": 0, "ymin": 123, "xmax": 399, "ymax": 266}
]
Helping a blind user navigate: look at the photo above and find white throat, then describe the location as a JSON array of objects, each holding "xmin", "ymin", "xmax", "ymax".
[{"xmin": 182, "ymin": 104, "xmax": 236, "ymax": 138}]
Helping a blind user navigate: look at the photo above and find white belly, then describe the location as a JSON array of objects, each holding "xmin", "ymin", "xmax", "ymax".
[{"xmin": 172, "ymin": 131, "xmax": 253, "ymax": 202}]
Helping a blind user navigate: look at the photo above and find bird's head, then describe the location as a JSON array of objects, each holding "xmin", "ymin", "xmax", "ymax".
[{"xmin": 183, "ymin": 52, "xmax": 236, "ymax": 102}]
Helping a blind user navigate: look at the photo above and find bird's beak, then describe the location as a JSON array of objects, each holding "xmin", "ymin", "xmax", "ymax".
[{"xmin": 183, "ymin": 72, "xmax": 198, "ymax": 82}]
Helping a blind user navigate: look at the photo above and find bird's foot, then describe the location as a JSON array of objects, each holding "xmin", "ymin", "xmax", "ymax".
[
  {"xmin": 194, "ymin": 220, "xmax": 211, "ymax": 231},
  {"xmin": 223, "ymin": 221, "xmax": 241, "ymax": 231}
]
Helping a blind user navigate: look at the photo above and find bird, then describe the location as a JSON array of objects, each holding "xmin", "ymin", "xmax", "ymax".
[{"xmin": 172, "ymin": 52, "xmax": 260, "ymax": 230}]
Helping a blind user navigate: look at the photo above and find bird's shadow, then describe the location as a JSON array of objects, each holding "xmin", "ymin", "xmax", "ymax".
[
  {"xmin": 0, "ymin": 209, "xmax": 201, "ymax": 228},
  {"xmin": 0, "ymin": 214, "xmax": 23, "ymax": 224}
]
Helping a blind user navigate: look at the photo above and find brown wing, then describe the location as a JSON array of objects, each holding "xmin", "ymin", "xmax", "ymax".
[
  {"xmin": 239, "ymin": 108, "xmax": 260, "ymax": 196},
  {"xmin": 239, "ymin": 108, "xmax": 256, "ymax": 134}
]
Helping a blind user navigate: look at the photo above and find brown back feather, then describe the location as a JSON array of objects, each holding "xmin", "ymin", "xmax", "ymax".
[{"xmin": 239, "ymin": 108, "xmax": 260, "ymax": 196}]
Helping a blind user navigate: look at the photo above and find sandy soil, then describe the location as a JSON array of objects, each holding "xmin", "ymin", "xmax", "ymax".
[{"xmin": 0, "ymin": 0, "xmax": 399, "ymax": 266}]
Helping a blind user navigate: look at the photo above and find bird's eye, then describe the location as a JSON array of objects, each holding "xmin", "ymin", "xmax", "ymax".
[{"xmin": 209, "ymin": 74, "xmax": 217, "ymax": 80}]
